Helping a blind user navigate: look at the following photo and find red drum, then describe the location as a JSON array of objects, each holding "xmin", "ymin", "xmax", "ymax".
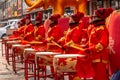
[{"xmin": 108, "ymin": 10, "xmax": 120, "ymax": 74}]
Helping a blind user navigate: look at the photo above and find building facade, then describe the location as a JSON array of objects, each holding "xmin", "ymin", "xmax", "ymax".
[{"xmin": 0, "ymin": 0, "xmax": 120, "ymax": 21}]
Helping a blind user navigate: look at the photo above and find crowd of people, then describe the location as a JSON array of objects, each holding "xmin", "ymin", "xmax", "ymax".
[{"xmin": 4, "ymin": 7, "xmax": 114, "ymax": 80}]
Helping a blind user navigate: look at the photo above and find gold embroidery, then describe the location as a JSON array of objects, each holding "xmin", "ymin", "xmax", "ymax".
[
  {"xmin": 35, "ymin": 35, "xmax": 42, "ymax": 41},
  {"xmin": 96, "ymin": 26, "xmax": 104, "ymax": 31},
  {"xmin": 92, "ymin": 59, "xmax": 108, "ymax": 64},
  {"xmin": 34, "ymin": 27, "xmax": 38, "ymax": 37},
  {"xmin": 95, "ymin": 43, "xmax": 104, "ymax": 52},
  {"xmin": 102, "ymin": 60, "xmax": 108, "ymax": 64},
  {"xmin": 92, "ymin": 59, "xmax": 101, "ymax": 63}
]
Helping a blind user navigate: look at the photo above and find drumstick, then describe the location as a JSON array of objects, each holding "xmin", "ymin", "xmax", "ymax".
[
  {"xmin": 29, "ymin": 41, "xmax": 43, "ymax": 44},
  {"xmin": 70, "ymin": 45, "xmax": 84, "ymax": 51},
  {"xmin": 51, "ymin": 40, "xmax": 62, "ymax": 48}
]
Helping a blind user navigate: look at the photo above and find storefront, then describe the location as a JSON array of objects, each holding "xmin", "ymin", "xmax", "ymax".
[
  {"xmin": 0, "ymin": 0, "xmax": 120, "ymax": 21},
  {"xmin": 87, "ymin": 0, "xmax": 120, "ymax": 15}
]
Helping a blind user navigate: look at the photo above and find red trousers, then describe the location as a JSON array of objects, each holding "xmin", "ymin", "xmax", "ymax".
[{"xmin": 93, "ymin": 62, "xmax": 109, "ymax": 80}]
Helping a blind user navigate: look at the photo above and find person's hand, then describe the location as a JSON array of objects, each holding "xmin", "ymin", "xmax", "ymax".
[
  {"xmin": 46, "ymin": 37, "xmax": 54, "ymax": 42},
  {"xmin": 46, "ymin": 38, "xmax": 52, "ymax": 42}
]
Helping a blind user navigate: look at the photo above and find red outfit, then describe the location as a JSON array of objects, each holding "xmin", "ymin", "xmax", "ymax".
[
  {"xmin": 47, "ymin": 25, "xmax": 63, "ymax": 52},
  {"xmin": 32, "ymin": 25, "xmax": 46, "ymax": 51},
  {"xmin": 24, "ymin": 23, "xmax": 34, "ymax": 36},
  {"xmin": 24, "ymin": 24, "xmax": 45, "ymax": 41},
  {"xmin": 17, "ymin": 26, "xmax": 26, "ymax": 36},
  {"xmin": 34, "ymin": 25, "xmax": 45, "ymax": 41},
  {"xmin": 76, "ymin": 56, "xmax": 95, "ymax": 79},
  {"xmin": 23, "ymin": 25, "xmax": 46, "ymax": 50},
  {"xmin": 65, "ymin": 27, "xmax": 83, "ymax": 54},
  {"xmin": 88, "ymin": 25, "xmax": 109, "ymax": 80},
  {"xmin": 20, "ymin": 23, "xmax": 34, "ymax": 44},
  {"xmin": 60, "ymin": 25, "xmax": 88, "ymax": 54},
  {"xmin": 48, "ymin": 25, "xmax": 63, "ymax": 42}
]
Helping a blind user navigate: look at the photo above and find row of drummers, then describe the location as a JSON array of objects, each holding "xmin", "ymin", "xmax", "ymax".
[{"xmin": 2, "ymin": 7, "xmax": 113, "ymax": 80}]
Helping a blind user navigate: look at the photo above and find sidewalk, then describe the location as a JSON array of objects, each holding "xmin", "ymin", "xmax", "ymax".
[{"xmin": 0, "ymin": 42, "xmax": 25, "ymax": 80}]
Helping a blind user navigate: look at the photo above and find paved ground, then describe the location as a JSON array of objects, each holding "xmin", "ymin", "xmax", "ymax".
[
  {"xmin": 0, "ymin": 42, "xmax": 25, "ymax": 80},
  {"xmin": 0, "ymin": 42, "xmax": 55, "ymax": 80}
]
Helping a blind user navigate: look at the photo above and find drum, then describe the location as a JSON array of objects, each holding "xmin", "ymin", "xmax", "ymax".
[
  {"xmin": 35, "ymin": 52, "xmax": 61, "ymax": 66},
  {"xmin": 24, "ymin": 48, "xmax": 36, "ymax": 60},
  {"xmin": 53, "ymin": 54, "xmax": 85, "ymax": 73}
]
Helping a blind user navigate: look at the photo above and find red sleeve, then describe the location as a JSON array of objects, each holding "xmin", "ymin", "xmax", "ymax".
[
  {"xmin": 99, "ymin": 28, "xmax": 109, "ymax": 48},
  {"xmin": 36, "ymin": 26, "xmax": 45, "ymax": 38},
  {"xmin": 89, "ymin": 26, "xmax": 109, "ymax": 52},
  {"xmin": 71, "ymin": 28, "xmax": 82, "ymax": 44},
  {"xmin": 24, "ymin": 31, "xmax": 34, "ymax": 41},
  {"xmin": 50, "ymin": 26, "xmax": 62, "ymax": 42},
  {"xmin": 24, "ymin": 24, "xmax": 34, "ymax": 34}
]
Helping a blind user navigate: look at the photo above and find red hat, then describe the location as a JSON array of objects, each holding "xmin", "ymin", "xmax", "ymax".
[
  {"xmin": 37, "ymin": 12, "xmax": 43, "ymax": 19},
  {"xmin": 49, "ymin": 14, "xmax": 61, "ymax": 22},
  {"xmin": 95, "ymin": 7, "xmax": 113, "ymax": 19},
  {"xmin": 20, "ymin": 18, "xmax": 26, "ymax": 25},
  {"xmin": 35, "ymin": 12, "xmax": 43, "ymax": 22},
  {"xmin": 35, "ymin": 16, "xmax": 41, "ymax": 21},
  {"xmin": 71, "ymin": 12, "xmax": 84, "ymax": 22},
  {"xmin": 25, "ymin": 14, "xmax": 31, "ymax": 20}
]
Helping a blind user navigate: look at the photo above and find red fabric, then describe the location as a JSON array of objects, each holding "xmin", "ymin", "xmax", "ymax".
[
  {"xmin": 88, "ymin": 24, "xmax": 109, "ymax": 80},
  {"xmin": 49, "ymin": 14, "xmax": 61, "ymax": 22},
  {"xmin": 108, "ymin": 11, "xmax": 120, "ymax": 74},
  {"xmin": 17, "ymin": 26, "xmax": 26, "ymax": 35},
  {"xmin": 31, "ymin": 44, "xmax": 46, "ymax": 51},
  {"xmin": 47, "ymin": 25, "xmax": 63, "ymax": 52},
  {"xmin": 23, "ymin": 24, "xmax": 46, "ymax": 51},
  {"xmin": 37, "ymin": 12, "xmax": 42, "ymax": 19},
  {"xmin": 35, "ymin": 12, "xmax": 43, "ymax": 22},
  {"xmin": 71, "ymin": 12, "xmax": 84, "ymax": 22},
  {"xmin": 34, "ymin": 25, "xmax": 45, "ymax": 41},
  {"xmin": 24, "ymin": 23, "xmax": 34, "ymax": 35},
  {"xmin": 93, "ymin": 62, "xmax": 108, "ymax": 80},
  {"xmin": 95, "ymin": 7, "xmax": 113, "ymax": 19},
  {"xmin": 24, "ymin": 25, "xmax": 45, "ymax": 42},
  {"xmin": 23, "ymin": 31, "xmax": 34, "ymax": 41},
  {"xmin": 47, "ymin": 44, "xmax": 63, "ymax": 52},
  {"xmin": 89, "ymin": 25, "xmax": 109, "ymax": 61},
  {"xmin": 58, "ymin": 18, "xmax": 69, "ymax": 34},
  {"xmin": 81, "ymin": 16, "xmax": 90, "ymax": 29},
  {"xmin": 63, "ymin": 25, "xmax": 88, "ymax": 54},
  {"xmin": 48, "ymin": 25, "xmax": 63, "ymax": 42},
  {"xmin": 76, "ymin": 56, "xmax": 95, "ymax": 78}
]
